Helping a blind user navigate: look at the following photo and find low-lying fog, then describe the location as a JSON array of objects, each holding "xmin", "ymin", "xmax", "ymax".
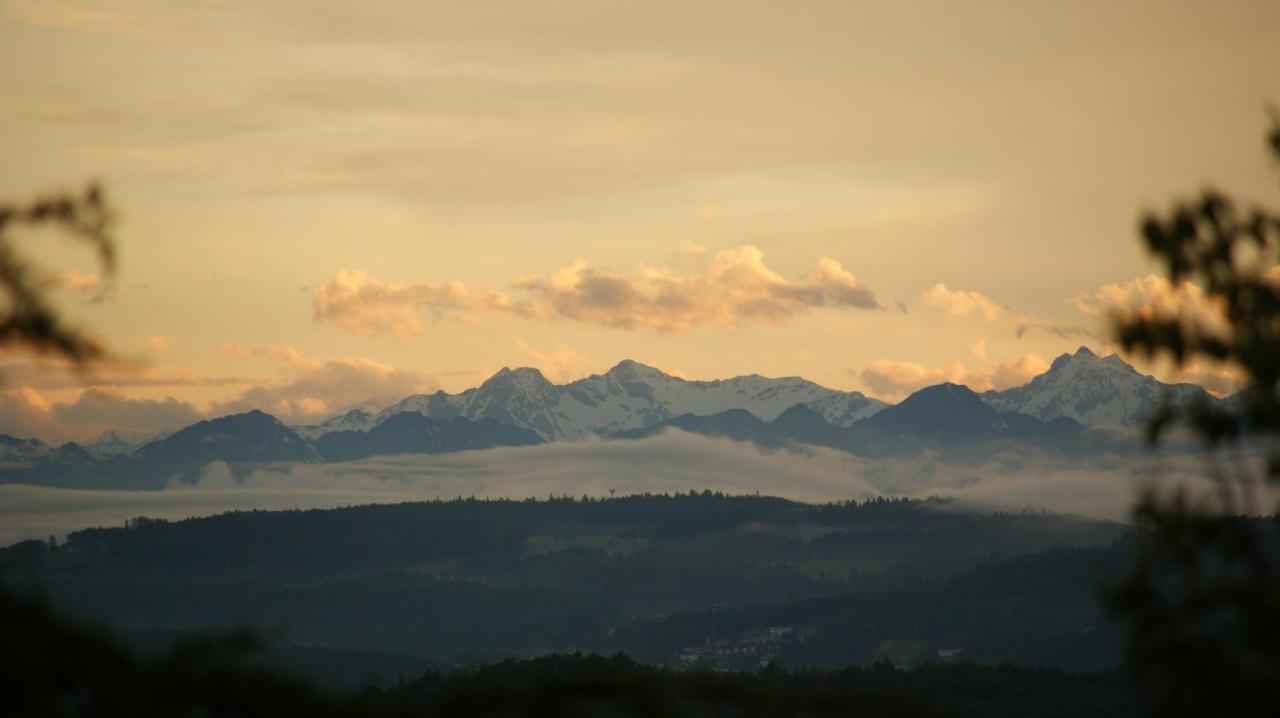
[{"xmin": 0, "ymin": 430, "xmax": 1255, "ymax": 544}]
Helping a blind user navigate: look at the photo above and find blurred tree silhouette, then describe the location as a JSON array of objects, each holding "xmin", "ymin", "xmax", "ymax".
[
  {"xmin": 0, "ymin": 183, "xmax": 115, "ymax": 368},
  {"xmin": 0, "ymin": 585, "xmax": 356, "ymax": 718},
  {"xmin": 1108, "ymin": 117, "xmax": 1280, "ymax": 715}
]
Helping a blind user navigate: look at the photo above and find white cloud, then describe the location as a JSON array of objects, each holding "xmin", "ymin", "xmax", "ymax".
[
  {"xmin": 144, "ymin": 335, "xmax": 171, "ymax": 353},
  {"xmin": 312, "ymin": 245, "xmax": 881, "ymax": 337},
  {"xmin": 511, "ymin": 338, "xmax": 594, "ymax": 384},
  {"xmin": 0, "ymin": 346, "xmax": 438, "ymax": 441},
  {"xmin": 310, "ymin": 270, "xmax": 478, "ymax": 338},
  {"xmin": 969, "ymin": 339, "xmax": 988, "ymax": 360},
  {"xmin": 211, "ymin": 345, "xmax": 438, "ymax": 423},
  {"xmin": 1, "ymin": 431, "xmax": 1261, "ymax": 545},
  {"xmin": 1069, "ymin": 274, "xmax": 1229, "ymax": 336},
  {"xmin": 857, "ymin": 353, "xmax": 1049, "ymax": 400},
  {"xmin": 534, "ymin": 246, "xmax": 881, "ymax": 332},
  {"xmin": 5, "ymin": 0, "xmax": 210, "ymax": 41},
  {"xmin": 0, "ymin": 385, "xmax": 200, "ymax": 444},
  {"xmin": 1013, "ymin": 315, "xmax": 1096, "ymax": 340},
  {"xmin": 921, "ymin": 283, "xmax": 1003, "ymax": 321}
]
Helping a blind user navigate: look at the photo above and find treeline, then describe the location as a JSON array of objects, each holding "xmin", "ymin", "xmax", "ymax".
[{"xmin": 13, "ymin": 494, "xmax": 1118, "ymax": 581}]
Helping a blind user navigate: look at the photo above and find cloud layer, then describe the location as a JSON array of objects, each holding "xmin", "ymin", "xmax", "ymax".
[
  {"xmin": 0, "ymin": 346, "xmax": 440, "ymax": 443},
  {"xmin": 210, "ymin": 347, "xmax": 438, "ymax": 424},
  {"xmin": 920, "ymin": 283, "xmax": 1003, "ymax": 321},
  {"xmin": 313, "ymin": 245, "xmax": 881, "ymax": 336},
  {"xmin": 1070, "ymin": 274, "xmax": 1229, "ymax": 335},
  {"xmin": 0, "ymin": 386, "xmax": 202, "ymax": 446},
  {"xmin": 858, "ymin": 353, "xmax": 1048, "ymax": 400},
  {"xmin": 2, "ymin": 429, "xmax": 1257, "ymax": 545}
]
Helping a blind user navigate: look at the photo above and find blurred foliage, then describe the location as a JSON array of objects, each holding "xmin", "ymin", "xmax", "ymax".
[
  {"xmin": 0, "ymin": 583, "xmax": 359, "ymax": 718},
  {"xmin": 0, "ymin": 183, "xmax": 115, "ymax": 367},
  {"xmin": 1107, "ymin": 118, "xmax": 1280, "ymax": 715}
]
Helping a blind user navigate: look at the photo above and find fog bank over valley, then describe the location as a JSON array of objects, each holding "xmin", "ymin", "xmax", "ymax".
[{"xmin": 1, "ymin": 430, "xmax": 1251, "ymax": 544}]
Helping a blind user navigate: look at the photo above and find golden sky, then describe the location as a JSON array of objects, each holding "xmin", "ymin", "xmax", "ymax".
[{"xmin": 2, "ymin": 0, "xmax": 1279, "ymax": 442}]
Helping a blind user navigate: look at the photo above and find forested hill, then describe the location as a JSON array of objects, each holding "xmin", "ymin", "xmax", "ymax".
[
  {"xmin": 3, "ymin": 494, "xmax": 1131, "ymax": 675},
  {"xmin": 18, "ymin": 494, "xmax": 1121, "ymax": 581}
]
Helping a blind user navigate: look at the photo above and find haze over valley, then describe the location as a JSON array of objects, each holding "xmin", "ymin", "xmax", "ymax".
[{"xmin": 0, "ymin": 346, "xmax": 1243, "ymax": 544}]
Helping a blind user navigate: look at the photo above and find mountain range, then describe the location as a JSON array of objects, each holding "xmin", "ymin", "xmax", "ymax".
[
  {"xmin": 296, "ymin": 359, "xmax": 887, "ymax": 441},
  {"xmin": 0, "ymin": 347, "xmax": 1223, "ymax": 489}
]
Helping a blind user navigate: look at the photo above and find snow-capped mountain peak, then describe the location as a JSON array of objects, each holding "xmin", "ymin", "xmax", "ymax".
[
  {"xmin": 983, "ymin": 346, "xmax": 1215, "ymax": 430},
  {"xmin": 290, "ymin": 350, "xmax": 1211, "ymax": 442},
  {"xmin": 604, "ymin": 359, "xmax": 670, "ymax": 382},
  {"xmin": 294, "ymin": 407, "xmax": 375, "ymax": 440},
  {"xmin": 297, "ymin": 360, "xmax": 887, "ymax": 441}
]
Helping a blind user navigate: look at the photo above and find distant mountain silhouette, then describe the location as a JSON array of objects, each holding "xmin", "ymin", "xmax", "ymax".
[
  {"xmin": 613, "ymin": 409, "xmax": 778, "ymax": 445},
  {"xmin": 314, "ymin": 360, "xmax": 886, "ymax": 441},
  {"xmin": 619, "ymin": 384, "xmax": 1083, "ymax": 458},
  {"xmin": 0, "ymin": 433, "xmax": 96, "ymax": 485},
  {"xmin": 128, "ymin": 410, "xmax": 319, "ymax": 466},
  {"xmin": 771, "ymin": 403, "xmax": 857, "ymax": 448},
  {"xmin": 0, "ymin": 349, "xmax": 1213, "ymax": 489},
  {"xmin": 312, "ymin": 413, "xmax": 542, "ymax": 462},
  {"xmin": 0, "ymin": 411, "xmax": 320, "ymax": 489},
  {"xmin": 297, "ymin": 350, "xmax": 1203, "ymax": 445},
  {"xmin": 845, "ymin": 383, "xmax": 1082, "ymax": 456},
  {"xmin": 82, "ymin": 410, "xmax": 320, "ymax": 487},
  {"xmin": 80, "ymin": 430, "xmax": 164, "ymax": 459}
]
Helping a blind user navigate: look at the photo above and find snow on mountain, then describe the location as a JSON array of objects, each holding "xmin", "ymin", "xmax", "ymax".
[
  {"xmin": 82, "ymin": 430, "xmax": 166, "ymax": 459},
  {"xmin": 295, "ymin": 408, "xmax": 376, "ymax": 440},
  {"xmin": 293, "ymin": 349, "xmax": 1212, "ymax": 443},
  {"xmin": 301, "ymin": 360, "xmax": 887, "ymax": 441},
  {"xmin": 982, "ymin": 346, "xmax": 1217, "ymax": 430},
  {"xmin": 552, "ymin": 360, "xmax": 884, "ymax": 439},
  {"xmin": 0, "ymin": 434, "xmax": 56, "ymax": 468},
  {"xmin": 296, "ymin": 393, "xmax": 473, "ymax": 439},
  {"xmin": 376, "ymin": 390, "xmax": 471, "ymax": 425},
  {"xmin": 133, "ymin": 410, "xmax": 320, "ymax": 467}
]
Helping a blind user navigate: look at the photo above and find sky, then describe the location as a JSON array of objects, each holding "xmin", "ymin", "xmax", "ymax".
[{"xmin": 2, "ymin": 0, "xmax": 1279, "ymax": 443}]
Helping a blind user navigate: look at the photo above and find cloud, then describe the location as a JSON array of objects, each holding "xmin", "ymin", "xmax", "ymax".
[
  {"xmin": 511, "ymin": 339, "xmax": 594, "ymax": 384},
  {"xmin": 144, "ymin": 335, "xmax": 171, "ymax": 353},
  {"xmin": 857, "ymin": 353, "xmax": 1049, "ymax": 400},
  {"xmin": 51, "ymin": 267, "xmax": 114, "ymax": 304},
  {"xmin": 211, "ymin": 345, "xmax": 438, "ymax": 424},
  {"xmin": 53, "ymin": 388, "xmax": 202, "ymax": 436},
  {"xmin": 920, "ymin": 283, "xmax": 1003, "ymax": 321},
  {"xmin": 1172, "ymin": 360, "xmax": 1243, "ymax": 397},
  {"xmin": 1, "ymin": 346, "xmax": 438, "ymax": 441},
  {"xmin": 1069, "ymin": 274, "xmax": 1229, "ymax": 336},
  {"xmin": 0, "ymin": 432, "xmax": 883, "ymax": 543},
  {"xmin": 1013, "ymin": 316, "xmax": 1096, "ymax": 340},
  {"xmin": 310, "ymin": 270, "xmax": 478, "ymax": 337},
  {"xmin": 58, "ymin": 267, "xmax": 103, "ymax": 293},
  {"xmin": 0, "ymin": 387, "xmax": 59, "ymax": 442},
  {"xmin": 534, "ymin": 248, "xmax": 881, "ymax": 332},
  {"xmin": 0, "ymin": 430, "xmax": 1262, "ymax": 545},
  {"xmin": 0, "ymin": 385, "xmax": 200, "ymax": 444},
  {"xmin": 0, "ymin": 357, "xmax": 256, "ymax": 391},
  {"xmin": 312, "ymin": 245, "xmax": 881, "ymax": 337},
  {"xmin": 4, "ymin": 0, "xmax": 209, "ymax": 41}
]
